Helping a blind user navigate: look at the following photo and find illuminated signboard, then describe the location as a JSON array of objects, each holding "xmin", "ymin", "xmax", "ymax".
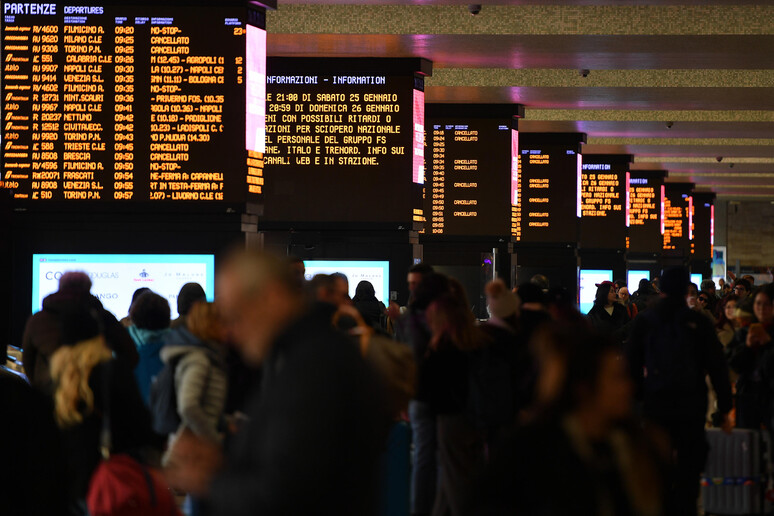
[
  {"xmin": 663, "ymin": 182, "xmax": 694, "ymax": 257},
  {"xmin": 262, "ymin": 57, "xmax": 430, "ymax": 224},
  {"xmin": 425, "ymin": 104, "xmax": 522, "ymax": 237},
  {"xmin": 628, "ymin": 170, "xmax": 667, "ymax": 254},
  {"xmin": 579, "ymin": 154, "xmax": 631, "ymax": 250},
  {"xmin": 692, "ymin": 192, "xmax": 715, "ymax": 260},
  {"xmin": 512, "ymin": 133, "xmax": 585, "ymax": 244},
  {"xmin": 1, "ymin": 2, "xmax": 266, "ymax": 204}
]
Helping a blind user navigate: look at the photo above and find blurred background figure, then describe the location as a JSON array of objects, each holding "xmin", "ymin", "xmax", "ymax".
[
  {"xmin": 529, "ymin": 274, "xmax": 550, "ymax": 294},
  {"xmin": 128, "ymin": 290, "xmax": 171, "ymax": 406},
  {"xmin": 727, "ymin": 284, "xmax": 774, "ymax": 431},
  {"xmin": 165, "ymin": 251, "xmax": 386, "ymax": 516},
  {"xmin": 119, "ymin": 287, "xmax": 151, "ymax": 327},
  {"xmin": 50, "ymin": 308, "xmax": 158, "ymax": 515},
  {"xmin": 686, "ymin": 282, "xmax": 715, "ymax": 322},
  {"xmin": 587, "ymin": 281, "xmax": 630, "ymax": 344},
  {"xmin": 617, "ymin": 286, "xmax": 639, "ymax": 320},
  {"xmin": 286, "ymin": 255, "xmax": 306, "ymax": 290},
  {"xmin": 700, "ymin": 279, "xmax": 719, "ymax": 314},
  {"xmin": 161, "ymin": 301, "xmax": 228, "ymax": 516},
  {"xmin": 22, "ymin": 271, "xmax": 138, "ymax": 395},
  {"xmin": 626, "ymin": 267, "xmax": 732, "ymax": 516},
  {"xmin": 171, "ymin": 282, "xmax": 207, "ymax": 329},
  {"xmin": 473, "ymin": 323, "xmax": 666, "ymax": 516},
  {"xmin": 632, "ymin": 278, "xmax": 659, "ymax": 314},
  {"xmin": 352, "ymin": 280, "xmax": 388, "ymax": 332},
  {"xmin": 331, "ymin": 272, "xmax": 352, "ymax": 306},
  {"xmin": 715, "ymin": 294, "xmax": 740, "ymax": 348},
  {"xmin": 733, "ymin": 278, "xmax": 752, "ymax": 301}
]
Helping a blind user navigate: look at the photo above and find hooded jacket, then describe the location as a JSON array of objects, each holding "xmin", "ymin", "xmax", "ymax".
[
  {"xmin": 160, "ymin": 326, "xmax": 228, "ymax": 443},
  {"xmin": 22, "ymin": 290, "xmax": 139, "ymax": 394},
  {"xmin": 128, "ymin": 325, "xmax": 169, "ymax": 406}
]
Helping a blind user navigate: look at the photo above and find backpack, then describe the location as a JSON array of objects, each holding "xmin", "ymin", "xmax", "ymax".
[
  {"xmin": 641, "ymin": 310, "xmax": 703, "ymax": 397},
  {"xmin": 149, "ymin": 355, "xmax": 183, "ymax": 435}
]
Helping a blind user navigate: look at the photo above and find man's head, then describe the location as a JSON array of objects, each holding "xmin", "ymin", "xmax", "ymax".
[
  {"xmin": 407, "ymin": 262, "xmax": 434, "ymax": 294},
  {"xmin": 658, "ymin": 267, "xmax": 690, "ymax": 299},
  {"xmin": 59, "ymin": 271, "xmax": 92, "ymax": 294},
  {"xmin": 329, "ymin": 272, "xmax": 350, "ymax": 306},
  {"xmin": 287, "ymin": 256, "xmax": 306, "ymax": 288},
  {"xmin": 618, "ymin": 286, "xmax": 630, "ymax": 303},
  {"xmin": 700, "ymin": 279, "xmax": 716, "ymax": 296},
  {"xmin": 734, "ymin": 278, "xmax": 752, "ymax": 300},
  {"xmin": 743, "ymin": 275, "xmax": 755, "ymax": 287},
  {"xmin": 217, "ymin": 251, "xmax": 304, "ymax": 366},
  {"xmin": 130, "ymin": 291, "xmax": 171, "ymax": 331},
  {"xmin": 530, "ymin": 274, "xmax": 550, "ymax": 293}
]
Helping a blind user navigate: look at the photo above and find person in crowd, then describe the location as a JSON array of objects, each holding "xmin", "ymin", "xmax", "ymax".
[
  {"xmin": 726, "ymin": 284, "xmax": 774, "ymax": 430},
  {"xmin": 331, "ymin": 271, "xmax": 352, "ymax": 305},
  {"xmin": 161, "ymin": 301, "xmax": 228, "ymax": 516},
  {"xmin": 352, "ymin": 280, "xmax": 387, "ymax": 331},
  {"xmin": 626, "ymin": 267, "xmax": 732, "ymax": 516},
  {"xmin": 514, "ymin": 282, "xmax": 552, "ymax": 345},
  {"xmin": 715, "ymin": 294, "xmax": 740, "ymax": 348},
  {"xmin": 632, "ymin": 278, "xmax": 659, "ymax": 313},
  {"xmin": 651, "ymin": 277, "xmax": 661, "ymax": 294},
  {"xmin": 0, "ymin": 368, "xmax": 68, "ymax": 516},
  {"xmin": 388, "ymin": 262, "xmax": 435, "ymax": 340},
  {"xmin": 473, "ymin": 324, "xmax": 667, "ymax": 516},
  {"xmin": 50, "ymin": 308, "xmax": 158, "ymax": 515},
  {"xmin": 129, "ymin": 290, "xmax": 171, "ymax": 405},
  {"xmin": 424, "ymin": 276, "xmax": 485, "ymax": 516},
  {"xmin": 530, "ymin": 273, "xmax": 550, "ymax": 293},
  {"xmin": 721, "ymin": 280, "xmax": 733, "ymax": 297},
  {"xmin": 614, "ymin": 279, "xmax": 627, "ymax": 292},
  {"xmin": 164, "ymin": 251, "xmax": 386, "ymax": 516},
  {"xmin": 687, "ymin": 282, "xmax": 715, "ymax": 322},
  {"xmin": 22, "ymin": 271, "xmax": 138, "ymax": 395},
  {"xmin": 308, "ymin": 273, "xmax": 339, "ymax": 307},
  {"xmin": 733, "ymin": 278, "xmax": 752, "ymax": 301},
  {"xmin": 119, "ymin": 287, "xmax": 151, "ymax": 327},
  {"xmin": 617, "ymin": 286, "xmax": 639, "ymax": 320},
  {"xmin": 718, "ymin": 278, "xmax": 726, "ymax": 290},
  {"xmin": 171, "ymin": 282, "xmax": 207, "ymax": 329},
  {"xmin": 587, "ymin": 281, "xmax": 630, "ymax": 344},
  {"xmin": 545, "ymin": 285, "xmax": 586, "ymax": 325},
  {"xmin": 743, "ymin": 274, "xmax": 756, "ymax": 288},
  {"xmin": 286, "ymin": 255, "xmax": 306, "ymax": 289},
  {"xmin": 700, "ymin": 279, "xmax": 719, "ymax": 314}
]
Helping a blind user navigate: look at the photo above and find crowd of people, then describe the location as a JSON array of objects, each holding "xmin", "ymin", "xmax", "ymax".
[{"xmin": 2, "ymin": 251, "xmax": 772, "ymax": 516}]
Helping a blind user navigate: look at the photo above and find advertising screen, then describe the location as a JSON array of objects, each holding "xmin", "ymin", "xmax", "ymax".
[
  {"xmin": 303, "ymin": 260, "xmax": 390, "ymax": 306},
  {"xmin": 627, "ymin": 269, "xmax": 650, "ymax": 290},
  {"xmin": 32, "ymin": 253, "xmax": 215, "ymax": 319}
]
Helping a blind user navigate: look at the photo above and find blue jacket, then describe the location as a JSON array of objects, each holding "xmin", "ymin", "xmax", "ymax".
[{"xmin": 129, "ymin": 325, "xmax": 169, "ymax": 405}]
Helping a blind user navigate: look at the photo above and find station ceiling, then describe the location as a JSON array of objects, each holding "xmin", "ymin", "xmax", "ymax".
[{"xmin": 267, "ymin": 2, "xmax": 774, "ymax": 199}]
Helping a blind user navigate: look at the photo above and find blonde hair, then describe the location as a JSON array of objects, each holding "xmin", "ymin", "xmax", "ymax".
[{"xmin": 49, "ymin": 336, "xmax": 113, "ymax": 428}]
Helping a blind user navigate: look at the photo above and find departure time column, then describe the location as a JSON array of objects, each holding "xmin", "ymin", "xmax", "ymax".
[
  {"xmin": 113, "ymin": 22, "xmax": 135, "ymax": 200},
  {"xmin": 430, "ymin": 125, "xmax": 445, "ymax": 234}
]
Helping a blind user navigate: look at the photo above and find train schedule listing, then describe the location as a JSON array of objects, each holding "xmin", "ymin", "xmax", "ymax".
[{"xmin": 1, "ymin": 3, "xmax": 248, "ymax": 203}]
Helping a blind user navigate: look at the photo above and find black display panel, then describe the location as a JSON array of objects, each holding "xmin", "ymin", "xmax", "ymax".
[
  {"xmin": 512, "ymin": 133, "xmax": 585, "ymax": 244},
  {"xmin": 262, "ymin": 57, "xmax": 429, "ymax": 225},
  {"xmin": 692, "ymin": 192, "xmax": 714, "ymax": 261},
  {"xmin": 663, "ymin": 182, "xmax": 694, "ymax": 257},
  {"xmin": 628, "ymin": 170, "xmax": 666, "ymax": 254},
  {"xmin": 425, "ymin": 112, "xmax": 517, "ymax": 237},
  {"xmin": 1, "ymin": 2, "xmax": 260, "ymax": 205},
  {"xmin": 579, "ymin": 154, "xmax": 631, "ymax": 250}
]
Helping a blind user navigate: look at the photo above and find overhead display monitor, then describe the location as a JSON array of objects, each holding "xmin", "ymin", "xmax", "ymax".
[
  {"xmin": 627, "ymin": 269, "xmax": 650, "ymax": 290},
  {"xmin": 32, "ymin": 253, "xmax": 215, "ymax": 320},
  {"xmin": 579, "ymin": 269, "xmax": 612, "ymax": 314},
  {"xmin": 663, "ymin": 182, "xmax": 694, "ymax": 257},
  {"xmin": 692, "ymin": 192, "xmax": 715, "ymax": 261},
  {"xmin": 690, "ymin": 273, "xmax": 703, "ymax": 287},
  {"xmin": 1, "ymin": 2, "xmax": 267, "ymax": 205},
  {"xmin": 303, "ymin": 260, "xmax": 390, "ymax": 307},
  {"xmin": 425, "ymin": 104, "xmax": 523, "ymax": 237},
  {"xmin": 628, "ymin": 170, "xmax": 667, "ymax": 254},
  {"xmin": 262, "ymin": 57, "xmax": 430, "ymax": 225},
  {"xmin": 512, "ymin": 133, "xmax": 586, "ymax": 244},
  {"xmin": 579, "ymin": 154, "xmax": 631, "ymax": 250}
]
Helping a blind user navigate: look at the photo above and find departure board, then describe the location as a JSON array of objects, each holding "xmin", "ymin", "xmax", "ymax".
[
  {"xmin": 1, "ymin": 2, "xmax": 264, "ymax": 204},
  {"xmin": 262, "ymin": 57, "xmax": 429, "ymax": 225},
  {"xmin": 579, "ymin": 154, "xmax": 630, "ymax": 249},
  {"xmin": 628, "ymin": 170, "xmax": 666, "ymax": 254},
  {"xmin": 692, "ymin": 192, "xmax": 715, "ymax": 260},
  {"xmin": 513, "ymin": 133, "xmax": 585, "ymax": 244},
  {"xmin": 425, "ymin": 114, "xmax": 518, "ymax": 237},
  {"xmin": 663, "ymin": 182, "xmax": 694, "ymax": 256}
]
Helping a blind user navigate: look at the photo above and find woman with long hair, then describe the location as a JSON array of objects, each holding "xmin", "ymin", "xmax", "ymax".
[
  {"xmin": 715, "ymin": 294, "xmax": 740, "ymax": 347},
  {"xmin": 587, "ymin": 281, "xmax": 630, "ymax": 344},
  {"xmin": 49, "ymin": 308, "xmax": 157, "ymax": 515}
]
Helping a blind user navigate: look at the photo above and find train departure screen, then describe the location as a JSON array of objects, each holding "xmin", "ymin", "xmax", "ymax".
[
  {"xmin": 579, "ymin": 155, "xmax": 630, "ymax": 249},
  {"xmin": 262, "ymin": 57, "xmax": 427, "ymax": 224},
  {"xmin": 425, "ymin": 118, "xmax": 513, "ymax": 236},
  {"xmin": 627, "ymin": 170, "xmax": 666, "ymax": 254},
  {"xmin": 692, "ymin": 192, "xmax": 714, "ymax": 260},
  {"xmin": 1, "ymin": 3, "xmax": 262, "ymax": 204},
  {"xmin": 663, "ymin": 183, "xmax": 694, "ymax": 256},
  {"xmin": 513, "ymin": 133, "xmax": 584, "ymax": 243}
]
